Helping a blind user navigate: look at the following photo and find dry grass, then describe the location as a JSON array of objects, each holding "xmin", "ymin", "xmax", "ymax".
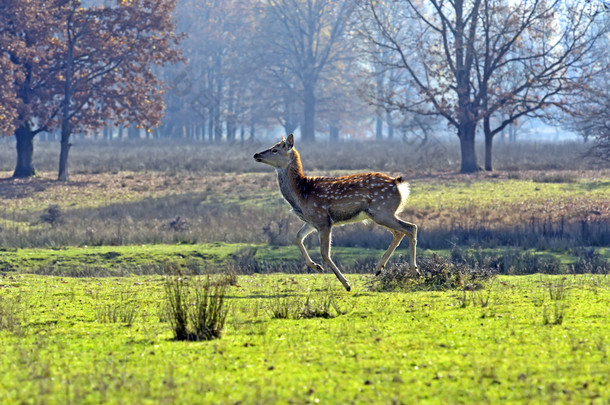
[
  {"xmin": 0, "ymin": 170, "xmax": 277, "ymax": 213},
  {"xmin": 0, "ymin": 139, "xmax": 608, "ymax": 251}
]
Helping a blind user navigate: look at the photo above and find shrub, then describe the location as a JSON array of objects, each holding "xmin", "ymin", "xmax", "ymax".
[
  {"xmin": 267, "ymin": 292, "xmax": 299, "ymax": 319},
  {"xmin": 571, "ymin": 247, "xmax": 610, "ymax": 274},
  {"xmin": 368, "ymin": 253, "xmax": 497, "ymax": 292},
  {"xmin": 540, "ymin": 276, "xmax": 569, "ymax": 326},
  {"xmin": 39, "ymin": 205, "xmax": 62, "ymax": 226},
  {"xmin": 164, "ymin": 264, "xmax": 230, "ymax": 341}
]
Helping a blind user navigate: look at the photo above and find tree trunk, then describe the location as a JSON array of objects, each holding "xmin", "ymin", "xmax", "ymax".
[
  {"xmin": 458, "ymin": 122, "xmax": 480, "ymax": 173},
  {"xmin": 329, "ymin": 125, "xmax": 339, "ymax": 142},
  {"xmin": 302, "ymin": 84, "xmax": 316, "ymax": 142},
  {"xmin": 387, "ymin": 110, "xmax": 394, "ymax": 140},
  {"xmin": 58, "ymin": 126, "xmax": 71, "ymax": 182},
  {"xmin": 375, "ymin": 115, "xmax": 383, "ymax": 140},
  {"xmin": 13, "ymin": 123, "xmax": 36, "ymax": 178},
  {"xmin": 509, "ymin": 124, "xmax": 517, "ymax": 143},
  {"xmin": 128, "ymin": 126, "xmax": 139, "ymax": 139},
  {"xmin": 208, "ymin": 115, "xmax": 214, "ymax": 142},
  {"xmin": 484, "ymin": 116, "xmax": 493, "ymax": 171},
  {"xmin": 375, "ymin": 59, "xmax": 384, "ymax": 140},
  {"xmin": 214, "ymin": 111, "xmax": 222, "ymax": 142}
]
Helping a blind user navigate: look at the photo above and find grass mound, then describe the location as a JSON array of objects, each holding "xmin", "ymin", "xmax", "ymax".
[{"xmin": 368, "ymin": 253, "xmax": 497, "ymax": 292}]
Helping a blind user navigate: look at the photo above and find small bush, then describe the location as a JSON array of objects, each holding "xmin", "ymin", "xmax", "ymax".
[
  {"xmin": 262, "ymin": 218, "xmax": 292, "ymax": 246},
  {"xmin": 368, "ymin": 253, "xmax": 497, "ymax": 292},
  {"xmin": 571, "ymin": 247, "xmax": 610, "ymax": 274},
  {"xmin": 164, "ymin": 264, "xmax": 230, "ymax": 341},
  {"xmin": 40, "ymin": 205, "xmax": 62, "ymax": 226},
  {"xmin": 542, "ymin": 302, "xmax": 566, "ymax": 326}
]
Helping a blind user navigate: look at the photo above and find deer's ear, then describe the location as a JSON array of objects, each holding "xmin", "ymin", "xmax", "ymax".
[{"xmin": 286, "ymin": 134, "xmax": 294, "ymax": 149}]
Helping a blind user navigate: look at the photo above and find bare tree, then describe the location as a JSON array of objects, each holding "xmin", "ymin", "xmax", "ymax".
[
  {"xmin": 260, "ymin": 0, "xmax": 355, "ymax": 142},
  {"xmin": 359, "ymin": 0, "xmax": 607, "ymax": 172},
  {"xmin": 569, "ymin": 9, "xmax": 610, "ymax": 161},
  {"xmin": 477, "ymin": 0, "xmax": 607, "ymax": 170}
]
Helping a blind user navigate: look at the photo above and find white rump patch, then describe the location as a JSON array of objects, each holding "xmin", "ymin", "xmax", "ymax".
[{"xmin": 396, "ymin": 181, "xmax": 410, "ymax": 213}]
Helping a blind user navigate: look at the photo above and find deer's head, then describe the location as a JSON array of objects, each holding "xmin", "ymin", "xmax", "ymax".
[{"xmin": 253, "ymin": 134, "xmax": 295, "ymax": 168}]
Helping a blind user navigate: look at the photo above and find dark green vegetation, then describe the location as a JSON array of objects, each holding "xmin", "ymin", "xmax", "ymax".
[
  {"xmin": 1, "ymin": 273, "xmax": 609, "ymax": 403},
  {"xmin": 0, "ymin": 243, "xmax": 609, "ymax": 278}
]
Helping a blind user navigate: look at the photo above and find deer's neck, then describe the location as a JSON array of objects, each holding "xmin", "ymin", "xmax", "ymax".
[{"xmin": 276, "ymin": 149, "xmax": 308, "ymax": 215}]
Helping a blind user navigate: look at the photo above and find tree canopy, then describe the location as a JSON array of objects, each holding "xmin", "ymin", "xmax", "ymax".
[{"xmin": 0, "ymin": 0, "xmax": 182, "ymax": 179}]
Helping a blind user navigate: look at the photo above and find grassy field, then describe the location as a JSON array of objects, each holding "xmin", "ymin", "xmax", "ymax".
[
  {"xmin": 1, "ymin": 167, "xmax": 609, "ymax": 251},
  {"xmin": 1, "ymin": 273, "xmax": 609, "ymax": 404},
  {"xmin": 1, "ymin": 139, "xmax": 609, "ymax": 403}
]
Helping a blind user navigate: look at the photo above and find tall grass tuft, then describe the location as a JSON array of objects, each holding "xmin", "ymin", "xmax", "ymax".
[
  {"xmin": 299, "ymin": 287, "xmax": 350, "ymax": 319},
  {"xmin": 540, "ymin": 276, "xmax": 569, "ymax": 325},
  {"xmin": 164, "ymin": 263, "xmax": 230, "ymax": 341},
  {"xmin": 0, "ymin": 293, "xmax": 24, "ymax": 333},
  {"xmin": 95, "ymin": 292, "xmax": 138, "ymax": 326},
  {"xmin": 267, "ymin": 282, "xmax": 351, "ymax": 319}
]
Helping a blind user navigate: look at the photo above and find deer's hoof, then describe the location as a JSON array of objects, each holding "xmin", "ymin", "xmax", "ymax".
[{"xmin": 307, "ymin": 262, "xmax": 324, "ymax": 272}]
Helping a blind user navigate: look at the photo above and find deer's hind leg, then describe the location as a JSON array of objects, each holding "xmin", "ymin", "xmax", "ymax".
[
  {"xmin": 296, "ymin": 223, "xmax": 323, "ymax": 272},
  {"xmin": 375, "ymin": 230, "xmax": 405, "ymax": 276},
  {"xmin": 368, "ymin": 212, "xmax": 418, "ymax": 274},
  {"xmin": 318, "ymin": 227, "xmax": 351, "ymax": 292}
]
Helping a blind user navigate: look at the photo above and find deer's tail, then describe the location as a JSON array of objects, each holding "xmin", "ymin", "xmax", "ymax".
[{"xmin": 395, "ymin": 176, "xmax": 410, "ymax": 214}]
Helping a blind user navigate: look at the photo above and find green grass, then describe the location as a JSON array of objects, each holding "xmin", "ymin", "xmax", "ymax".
[
  {"xmin": 1, "ymin": 273, "xmax": 608, "ymax": 403},
  {"xmin": 409, "ymin": 177, "xmax": 610, "ymax": 211}
]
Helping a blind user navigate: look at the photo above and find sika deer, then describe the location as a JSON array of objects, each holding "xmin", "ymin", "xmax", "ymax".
[{"xmin": 253, "ymin": 134, "xmax": 418, "ymax": 291}]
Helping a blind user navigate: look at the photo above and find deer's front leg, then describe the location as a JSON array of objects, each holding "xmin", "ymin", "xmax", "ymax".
[
  {"xmin": 318, "ymin": 227, "xmax": 351, "ymax": 292},
  {"xmin": 296, "ymin": 223, "xmax": 323, "ymax": 272}
]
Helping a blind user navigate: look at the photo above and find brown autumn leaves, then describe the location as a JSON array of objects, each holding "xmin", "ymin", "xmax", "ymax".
[{"xmin": 0, "ymin": 0, "xmax": 182, "ymax": 178}]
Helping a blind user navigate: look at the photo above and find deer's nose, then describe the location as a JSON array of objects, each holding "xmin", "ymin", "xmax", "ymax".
[{"xmin": 253, "ymin": 153, "xmax": 262, "ymax": 162}]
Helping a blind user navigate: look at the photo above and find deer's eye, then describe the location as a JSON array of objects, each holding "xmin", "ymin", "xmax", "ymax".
[{"xmin": 272, "ymin": 149, "xmax": 278, "ymax": 153}]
